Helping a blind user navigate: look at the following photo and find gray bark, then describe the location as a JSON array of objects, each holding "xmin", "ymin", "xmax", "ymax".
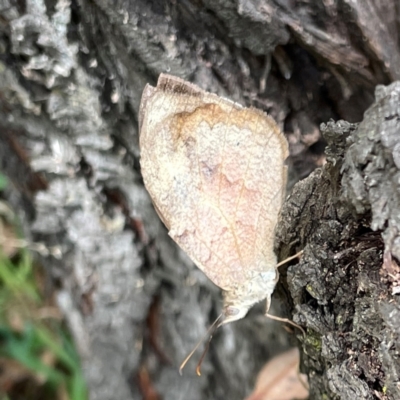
[
  {"xmin": 0, "ymin": 1, "xmax": 399, "ymax": 399},
  {"xmin": 277, "ymin": 84, "xmax": 400, "ymax": 399}
]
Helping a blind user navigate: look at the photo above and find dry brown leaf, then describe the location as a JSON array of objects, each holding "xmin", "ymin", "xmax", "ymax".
[
  {"xmin": 137, "ymin": 366, "xmax": 161, "ymax": 400},
  {"xmin": 0, "ymin": 358, "xmax": 32, "ymax": 392},
  {"xmin": 245, "ymin": 348, "xmax": 309, "ymax": 400},
  {"xmin": 0, "ymin": 218, "xmax": 19, "ymax": 258}
]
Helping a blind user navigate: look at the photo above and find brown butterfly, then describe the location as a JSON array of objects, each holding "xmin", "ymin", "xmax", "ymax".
[{"xmin": 139, "ymin": 74, "xmax": 301, "ymax": 374}]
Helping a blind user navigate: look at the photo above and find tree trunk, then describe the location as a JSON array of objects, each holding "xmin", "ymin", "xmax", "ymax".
[{"xmin": 0, "ymin": 1, "xmax": 399, "ymax": 399}]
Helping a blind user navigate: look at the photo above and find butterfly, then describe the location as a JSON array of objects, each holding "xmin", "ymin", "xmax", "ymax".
[{"xmin": 139, "ymin": 74, "xmax": 300, "ymax": 374}]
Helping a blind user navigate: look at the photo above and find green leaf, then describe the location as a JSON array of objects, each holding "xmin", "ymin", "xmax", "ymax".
[{"xmin": 0, "ymin": 174, "xmax": 7, "ymax": 190}]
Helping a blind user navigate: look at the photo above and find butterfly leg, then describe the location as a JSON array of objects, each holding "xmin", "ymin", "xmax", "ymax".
[
  {"xmin": 265, "ymin": 292, "xmax": 305, "ymax": 336},
  {"xmin": 265, "ymin": 311, "xmax": 306, "ymax": 336},
  {"xmin": 276, "ymin": 250, "xmax": 304, "ymax": 268}
]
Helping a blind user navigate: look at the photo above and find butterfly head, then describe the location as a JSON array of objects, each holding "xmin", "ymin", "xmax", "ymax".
[
  {"xmin": 220, "ymin": 267, "xmax": 279, "ymax": 326},
  {"xmin": 220, "ymin": 304, "xmax": 250, "ymax": 325}
]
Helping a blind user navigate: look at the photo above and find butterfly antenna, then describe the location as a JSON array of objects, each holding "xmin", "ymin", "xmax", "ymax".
[
  {"xmin": 196, "ymin": 332, "xmax": 214, "ymax": 376},
  {"xmin": 179, "ymin": 314, "xmax": 222, "ymax": 375}
]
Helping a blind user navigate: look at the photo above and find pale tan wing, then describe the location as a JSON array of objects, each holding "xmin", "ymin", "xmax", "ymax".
[{"xmin": 139, "ymin": 74, "xmax": 288, "ymax": 291}]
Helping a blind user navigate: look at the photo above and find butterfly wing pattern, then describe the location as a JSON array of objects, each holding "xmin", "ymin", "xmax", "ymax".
[{"xmin": 139, "ymin": 74, "xmax": 288, "ymax": 324}]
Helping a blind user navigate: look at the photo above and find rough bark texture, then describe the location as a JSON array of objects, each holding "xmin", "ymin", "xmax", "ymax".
[
  {"xmin": 276, "ymin": 96, "xmax": 400, "ymax": 399},
  {"xmin": 0, "ymin": 1, "xmax": 399, "ymax": 399}
]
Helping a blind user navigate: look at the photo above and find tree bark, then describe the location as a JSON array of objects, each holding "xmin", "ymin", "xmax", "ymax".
[
  {"xmin": 277, "ymin": 93, "xmax": 400, "ymax": 399},
  {"xmin": 0, "ymin": 1, "xmax": 399, "ymax": 399}
]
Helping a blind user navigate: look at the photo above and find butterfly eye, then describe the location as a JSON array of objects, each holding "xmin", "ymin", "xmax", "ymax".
[{"xmin": 226, "ymin": 306, "xmax": 239, "ymax": 316}]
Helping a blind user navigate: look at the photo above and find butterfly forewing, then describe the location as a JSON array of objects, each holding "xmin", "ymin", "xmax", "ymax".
[{"xmin": 139, "ymin": 74, "xmax": 288, "ymax": 292}]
